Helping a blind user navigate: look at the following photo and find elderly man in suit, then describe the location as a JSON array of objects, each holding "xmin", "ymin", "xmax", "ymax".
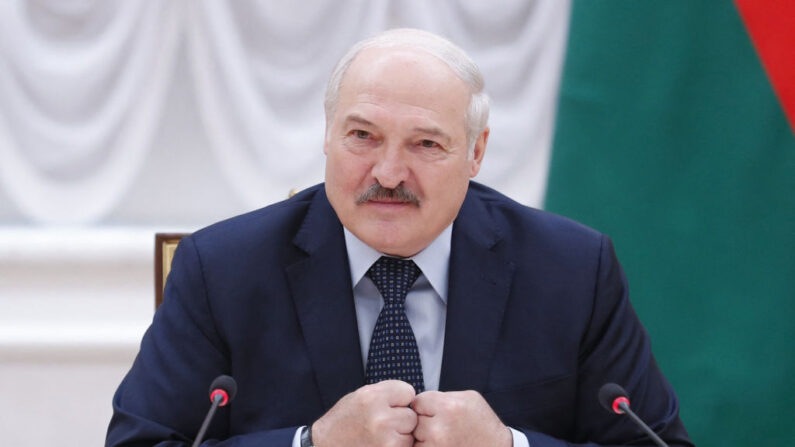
[{"xmin": 107, "ymin": 29, "xmax": 692, "ymax": 447}]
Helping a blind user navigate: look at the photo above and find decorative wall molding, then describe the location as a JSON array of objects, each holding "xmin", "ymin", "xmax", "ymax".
[{"xmin": 0, "ymin": 227, "xmax": 188, "ymax": 360}]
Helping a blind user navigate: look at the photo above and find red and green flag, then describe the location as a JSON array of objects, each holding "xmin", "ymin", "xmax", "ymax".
[{"xmin": 545, "ymin": 2, "xmax": 794, "ymax": 445}]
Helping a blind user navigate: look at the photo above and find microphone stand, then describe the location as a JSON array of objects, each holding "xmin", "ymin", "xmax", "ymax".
[
  {"xmin": 616, "ymin": 401, "xmax": 669, "ymax": 447},
  {"xmin": 192, "ymin": 393, "xmax": 224, "ymax": 447}
]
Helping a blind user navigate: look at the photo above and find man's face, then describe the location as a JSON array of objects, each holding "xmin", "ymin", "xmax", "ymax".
[{"xmin": 324, "ymin": 47, "xmax": 488, "ymax": 257}]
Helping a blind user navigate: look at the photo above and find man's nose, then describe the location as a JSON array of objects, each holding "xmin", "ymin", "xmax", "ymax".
[{"xmin": 370, "ymin": 144, "xmax": 409, "ymax": 189}]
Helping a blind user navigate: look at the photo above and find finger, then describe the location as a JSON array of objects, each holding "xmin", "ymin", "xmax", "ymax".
[
  {"xmin": 412, "ymin": 414, "xmax": 436, "ymax": 443},
  {"xmin": 391, "ymin": 406, "xmax": 419, "ymax": 434},
  {"xmin": 449, "ymin": 389, "xmax": 485, "ymax": 403},
  {"xmin": 411, "ymin": 390, "xmax": 443, "ymax": 416},
  {"xmin": 375, "ymin": 380, "xmax": 416, "ymax": 407},
  {"xmin": 450, "ymin": 390, "xmax": 495, "ymax": 416},
  {"xmin": 393, "ymin": 432, "xmax": 415, "ymax": 447}
]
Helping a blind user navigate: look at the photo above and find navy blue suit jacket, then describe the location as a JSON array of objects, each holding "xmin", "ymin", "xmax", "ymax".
[{"xmin": 107, "ymin": 182, "xmax": 692, "ymax": 446}]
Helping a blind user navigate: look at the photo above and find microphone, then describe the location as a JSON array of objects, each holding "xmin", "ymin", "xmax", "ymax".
[
  {"xmin": 192, "ymin": 375, "xmax": 238, "ymax": 447},
  {"xmin": 598, "ymin": 383, "xmax": 669, "ymax": 447}
]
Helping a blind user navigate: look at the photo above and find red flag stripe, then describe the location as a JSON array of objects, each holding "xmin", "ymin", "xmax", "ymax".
[{"xmin": 735, "ymin": 0, "xmax": 795, "ymax": 134}]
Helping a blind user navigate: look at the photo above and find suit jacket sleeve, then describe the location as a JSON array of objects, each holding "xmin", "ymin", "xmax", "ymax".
[
  {"xmin": 106, "ymin": 235, "xmax": 298, "ymax": 446},
  {"xmin": 517, "ymin": 235, "xmax": 692, "ymax": 447}
]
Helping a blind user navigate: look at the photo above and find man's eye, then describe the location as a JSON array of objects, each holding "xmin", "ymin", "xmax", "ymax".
[
  {"xmin": 420, "ymin": 139, "xmax": 439, "ymax": 148},
  {"xmin": 354, "ymin": 130, "xmax": 370, "ymax": 139}
]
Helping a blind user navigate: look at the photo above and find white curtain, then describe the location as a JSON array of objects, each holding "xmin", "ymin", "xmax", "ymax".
[
  {"xmin": 0, "ymin": 0, "xmax": 181, "ymax": 223},
  {"xmin": 0, "ymin": 0, "xmax": 570, "ymax": 224}
]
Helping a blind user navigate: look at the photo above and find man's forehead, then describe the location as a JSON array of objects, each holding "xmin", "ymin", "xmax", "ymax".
[
  {"xmin": 343, "ymin": 47, "xmax": 465, "ymax": 94},
  {"xmin": 334, "ymin": 48, "xmax": 470, "ymax": 130}
]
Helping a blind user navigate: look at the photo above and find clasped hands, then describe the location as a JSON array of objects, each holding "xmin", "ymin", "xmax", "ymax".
[{"xmin": 311, "ymin": 380, "xmax": 512, "ymax": 447}]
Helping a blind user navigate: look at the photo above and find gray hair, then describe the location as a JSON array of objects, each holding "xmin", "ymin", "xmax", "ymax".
[{"xmin": 324, "ymin": 28, "xmax": 490, "ymax": 156}]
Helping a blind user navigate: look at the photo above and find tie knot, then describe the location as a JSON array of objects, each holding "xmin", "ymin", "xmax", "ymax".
[{"xmin": 366, "ymin": 256, "xmax": 421, "ymax": 305}]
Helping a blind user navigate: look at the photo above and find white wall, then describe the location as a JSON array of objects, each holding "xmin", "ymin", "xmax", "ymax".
[{"xmin": 0, "ymin": 228, "xmax": 151, "ymax": 445}]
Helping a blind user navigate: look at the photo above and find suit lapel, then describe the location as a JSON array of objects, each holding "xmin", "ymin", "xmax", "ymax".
[
  {"xmin": 439, "ymin": 188, "xmax": 515, "ymax": 392},
  {"xmin": 286, "ymin": 188, "xmax": 365, "ymax": 410}
]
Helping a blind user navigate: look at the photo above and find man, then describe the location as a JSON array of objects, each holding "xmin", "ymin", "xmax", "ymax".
[{"xmin": 107, "ymin": 29, "xmax": 692, "ymax": 447}]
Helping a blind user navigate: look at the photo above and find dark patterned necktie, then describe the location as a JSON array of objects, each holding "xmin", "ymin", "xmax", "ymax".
[{"xmin": 365, "ymin": 256, "xmax": 425, "ymax": 393}]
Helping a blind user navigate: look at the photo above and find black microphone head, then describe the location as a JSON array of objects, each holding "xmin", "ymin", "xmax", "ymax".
[
  {"xmin": 598, "ymin": 383, "xmax": 628, "ymax": 413},
  {"xmin": 209, "ymin": 375, "xmax": 237, "ymax": 403}
]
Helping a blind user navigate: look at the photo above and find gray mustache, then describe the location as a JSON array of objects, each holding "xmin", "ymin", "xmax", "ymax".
[{"xmin": 356, "ymin": 183, "xmax": 420, "ymax": 206}]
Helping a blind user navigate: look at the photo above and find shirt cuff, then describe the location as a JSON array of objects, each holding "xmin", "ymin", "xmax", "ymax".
[
  {"xmin": 510, "ymin": 426, "xmax": 530, "ymax": 447},
  {"xmin": 291, "ymin": 426, "xmax": 305, "ymax": 447}
]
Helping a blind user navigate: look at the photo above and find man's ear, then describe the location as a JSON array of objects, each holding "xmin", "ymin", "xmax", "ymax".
[
  {"xmin": 323, "ymin": 125, "xmax": 330, "ymax": 155},
  {"xmin": 469, "ymin": 127, "xmax": 489, "ymax": 178}
]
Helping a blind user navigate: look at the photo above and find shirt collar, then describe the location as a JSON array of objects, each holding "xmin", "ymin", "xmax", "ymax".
[{"xmin": 343, "ymin": 225, "xmax": 452, "ymax": 303}]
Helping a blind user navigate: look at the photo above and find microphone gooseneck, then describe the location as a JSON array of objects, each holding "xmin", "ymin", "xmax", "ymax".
[{"xmin": 597, "ymin": 383, "xmax": 670, "ymax": 447}]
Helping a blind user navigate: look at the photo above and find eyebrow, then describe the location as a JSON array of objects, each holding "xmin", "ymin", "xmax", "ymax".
[
  {"xmin": 412, "ymin": 126, "xmax": 452, "ymax": 144},
  {"xmin": 343, "ymin": 114, "xmax": 375, "ymax": 127}
]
